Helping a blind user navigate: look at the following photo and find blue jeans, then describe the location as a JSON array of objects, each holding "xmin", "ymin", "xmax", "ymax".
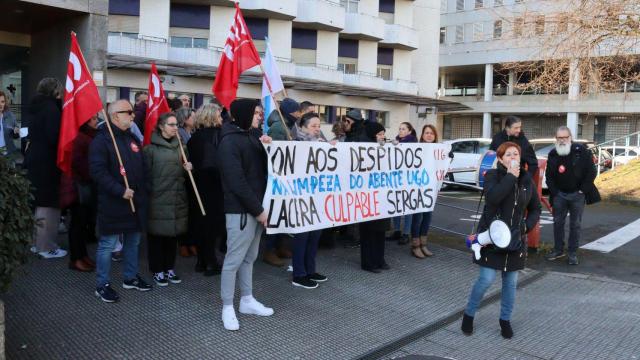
[
  {"xmin": 411, "ymin": 212, "xmax": 432, "ymax": 238},
  {"xmin": 96, "ymin": 232, "xmax": 141, "ymax": 288},
  {"xmin": 465, "ymin": 266, "xmax": 518, "ymax": 321},
  {"xmin": 392, "ymin": 215, "xmax": 412, "ymax": 235},
  {"xmin": 292, "ymin": 230, "xmax": 322, "ymax": 278}
]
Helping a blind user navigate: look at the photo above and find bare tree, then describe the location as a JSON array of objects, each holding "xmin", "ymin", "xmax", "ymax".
[{"xmin": 496, "ymin": 0, "xmax": 640, "ymax": 95}]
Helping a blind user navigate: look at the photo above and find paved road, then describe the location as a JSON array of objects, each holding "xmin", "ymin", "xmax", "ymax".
[
  {"xmin": 431, "ymin": 189, "xmax": 640, "ymax": 285},
  {"xmin": 3, "ymin": 234, "xmax": 640, "ymax": 359}
]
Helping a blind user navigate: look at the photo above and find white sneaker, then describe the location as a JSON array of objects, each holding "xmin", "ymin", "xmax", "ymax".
[
  {"xmin": 38, "ymin": 248, "xmax": 67, "ymax": 259},
  {"xmin": 239, "ymin": 296, "xmax": 274, "ymax": 316},
  {"xmin": 221, "ymin": 306, "xmax": 239, "ymax": 331}
]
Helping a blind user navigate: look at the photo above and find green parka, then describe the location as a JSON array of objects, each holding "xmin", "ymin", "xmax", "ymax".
[{"xmin": 143, "ymin": 131, "xmax": 189, "ymax": 236}]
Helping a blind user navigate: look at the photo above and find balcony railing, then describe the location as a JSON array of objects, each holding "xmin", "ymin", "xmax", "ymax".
[
  {"xmin": 342, "ymin": 12, "xmax": 385, "ymax": 40},
  {"xmin": 295, "ymin": 0, "xmax": 345, "ymax": 30},
  {"xmin": 380, "ymin": 23, "xmax": 418, "ymax": 49},
  {"xmin": 107, "ymin": 34, "xmax": 418, "ymax": 95}
]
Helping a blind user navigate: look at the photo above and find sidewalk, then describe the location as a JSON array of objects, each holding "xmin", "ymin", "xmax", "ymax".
[{"xmin": 2, "ymin": 237, "xmax": 639, "ymax": 359}]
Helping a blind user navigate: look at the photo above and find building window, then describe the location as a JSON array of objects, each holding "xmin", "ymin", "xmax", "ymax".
[
  {"xmin": 338, "ymin": 63, "xmax": 357, "ymax": 74},
  {"xmin": 455, "ymin": 25, "xmax": 464, "ymax": 43},
  {"xmin": 493, "ymin": 20, "xmax": 502, "ymax": 39},
  {"xmin": 340, "ymin": 0, "xmax": 359, "ymax": 13},
  {"xmin": 244, "ymin": 18, "xmax": 268, "ymax": 40},
  {"xmin": 109, "ymin": 0, "xmax": 140, "ymax": 16},
  {"xmin": 170, "ymin": 3, "xmax": 210, "ymax": 29},
  {"xmin": 535, "ymin": 15, "xmax": 545, "ymax": 35},
  {"xmin": 170, "ymin": 36, "xmax": 208, "ymax": 48},
  {"xmin": 473, "ymin": 23, "xmax": 484, "ymax": 41},
  {"xmin": 475, "ymin": 0, "xmax": 483, "ymax": 9},
  {"xmin": 513, "ymin": 17, "xmax": 524, "ymax": 38},
  {"xmin": 377, "ymin": 66, "xmax": 392, "ymax": 80},
  {"xmin": 493, "ymin": 0, "xmax": 503, "ymax": 6},
  {"xmin": 456, "ymin": 0, "xmax": 464, "ymax": 11},
  {"xmin": 440, "ymin": 27, "xmax": 446, "ymax": 44}
]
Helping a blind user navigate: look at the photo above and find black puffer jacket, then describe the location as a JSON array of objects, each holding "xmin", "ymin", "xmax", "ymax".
[
  {"xmin": 345, "ymin": 121, "xmax": 369, "ymax": 143},
  {"xmin": 490, "ymin": 130, "xmax": 538, "ymax": 177},
  {"xmin": 474, "ymin": 165, "xmax": 541, "ymax": 272},
  {"xmin": 218, "ymin": 122, "xmax": 267, "ymax": 216}
]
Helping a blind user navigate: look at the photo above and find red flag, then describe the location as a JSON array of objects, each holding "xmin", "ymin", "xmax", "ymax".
[
  {"xmin": 144, "ymin": 62, "xmax": 170, "ymax": 145},
  {"xmin": 57, "ymin": 32, "xmax": 103, "ymax": 173},
  {"xmin": 212, "ymin": 3, "xmax": 262, "ymax": 109}
]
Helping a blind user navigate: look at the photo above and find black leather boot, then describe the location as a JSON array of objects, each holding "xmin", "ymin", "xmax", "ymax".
[
  {"xmin": 500, "ymin": 319, "xmax": 513, "ymax": 339},
  {"xmin": 461, "ymin": 313, "xmax": 474, "ymax": 335}
]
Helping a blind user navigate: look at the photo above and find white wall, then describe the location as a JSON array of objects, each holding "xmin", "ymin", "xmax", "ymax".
[
  {"xmin": 394, "ymin": 0, "xmax": 413, "ymax": 27},
  {"xmin": 358, "ymin": 40, "xmax": 378, "ymax": 74},
  {"xmin": 316, "ymin": 30, "xmax": 339, "ymax": 68},
  {"xmin": 139, "ymin": 0, "xmax": 169, "ymax": 40},
  {"xmin": 412, "ymin": 0, "xmax": 440, "ymax": 97},
  {"xmin": 209, "ymin": 6, "xmax": 234, "ymax": 48},
  {"xmin": 358, "ymin": 0, "xmax": 379, "ymax": 16},
  {"xmin": 393, "ymin": 49, "xmax": 412, "ymax": 81},
  {"xmin": 268, "ymin": 19, "xmax": 293, "ymax": 60}
]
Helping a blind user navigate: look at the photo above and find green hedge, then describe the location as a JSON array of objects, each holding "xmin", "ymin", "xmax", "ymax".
[{"xmin": 0, "ymin": 157, "xmax": 34, "ymax": 292}]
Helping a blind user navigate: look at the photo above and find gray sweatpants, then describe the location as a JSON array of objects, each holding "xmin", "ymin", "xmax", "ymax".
[{"xmin": 220, "ymin": 213, "xmax": 264, "ymax": 306}]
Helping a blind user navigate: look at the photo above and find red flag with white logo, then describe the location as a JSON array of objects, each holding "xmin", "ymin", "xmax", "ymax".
[
  {"xmin": 144, "ymin": 62, "xmax": 170, "ymax": 145},
  {"xmin": 212, "ymin": 3, "xmax": 262, "ymax": 109},
  {"xmin": 57, "ymin": 32, "xmax": 103, "ymax": 173}
]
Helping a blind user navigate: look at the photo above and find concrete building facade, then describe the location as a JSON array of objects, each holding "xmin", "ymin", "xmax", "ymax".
[{"xmin": 438, "ymin": 0, "xmax": 640, "ymax": 142}]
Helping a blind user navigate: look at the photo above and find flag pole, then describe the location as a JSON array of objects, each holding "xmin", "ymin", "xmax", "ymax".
[
  {"xmin": 259, "ymin": 63, "xmax": 292, "ymax": 140},
  {"xmin": 100, "ymin": 109, "xmax": 136, "ymax": 213},
  {"xmin": 176, "ymin": 134, "xmax": 206, "ymax": 216}
]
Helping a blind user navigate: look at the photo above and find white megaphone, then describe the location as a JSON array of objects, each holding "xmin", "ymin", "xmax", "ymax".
[{"xmin": 465, "ymin": 220, "xmax": 511, "ymax": 260}]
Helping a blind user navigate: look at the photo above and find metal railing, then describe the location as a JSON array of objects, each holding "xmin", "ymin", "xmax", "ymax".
[{"xmin": 596, "ymin": 131, "xmax": 640, "ymax": 174}]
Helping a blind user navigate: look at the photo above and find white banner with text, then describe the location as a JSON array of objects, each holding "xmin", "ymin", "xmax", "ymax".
[{"xmin": 263, "ymin": 141, "xmax": 452, "ymax": 234}]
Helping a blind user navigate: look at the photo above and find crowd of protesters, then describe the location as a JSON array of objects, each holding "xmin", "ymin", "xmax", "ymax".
[{"xmin": 3, "ymin": 77, "xmax": 599, "ymax": 337}]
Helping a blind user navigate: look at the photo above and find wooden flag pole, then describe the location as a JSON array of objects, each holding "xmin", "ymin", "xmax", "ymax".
[
  {"xmin": 259, "ymin": 63, "xmax": 292, "ymax": 140},
  {"xmin": 100, "ymin": 109, "xmax": 136, "ymax": 213},
  {"xmin": 176, "ymin": 135, "xmax": 206, "ymax": 216}
]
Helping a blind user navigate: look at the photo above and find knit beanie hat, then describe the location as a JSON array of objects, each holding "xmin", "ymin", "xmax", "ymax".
[
  {"xmin": 280, "ymin": 98, "xmax": 300, "ymax": 115},
  {"xmin": 230, "ymin": 98, "xmax": 259, "ymax": 130},
  {"xmin": 365, "ymin": 121, "xmax": 385, "ymax": 141}
]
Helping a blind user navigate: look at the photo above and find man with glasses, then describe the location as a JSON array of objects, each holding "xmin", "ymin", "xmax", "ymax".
[
  {"xmin": 90, "ymin": 99, "xmax": 152, "ymax": 302},
  {"xmin": 545, "ymin": 126, "xmax": 600, "ymax": 265},
  {"xmin": 343, "ymin": 109, "xmax": 368, "ymax": 143}
]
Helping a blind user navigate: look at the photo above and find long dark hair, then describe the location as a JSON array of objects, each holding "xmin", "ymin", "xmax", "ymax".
[
  {"xmin": 504, "ymin": 115, "xmax": 522, "ymax": 129},
  {"xmin": 400, "ymin": 122, "xmax": 417, "ymax": 137}
]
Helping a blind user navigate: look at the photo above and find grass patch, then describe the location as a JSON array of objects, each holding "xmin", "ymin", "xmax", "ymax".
[{"xmin": 595, "ymin": 158, "xmax": 640, "ymax": 205}]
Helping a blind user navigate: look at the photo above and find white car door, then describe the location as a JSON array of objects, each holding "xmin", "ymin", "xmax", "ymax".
[{"xmin": 449, "ymin": 140, "xmax": 479, "ymax": 184}]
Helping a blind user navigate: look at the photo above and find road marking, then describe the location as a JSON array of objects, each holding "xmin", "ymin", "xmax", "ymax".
[{"xmin": 581, "ymin": 218, "xmax": 640, "ymax": 253}]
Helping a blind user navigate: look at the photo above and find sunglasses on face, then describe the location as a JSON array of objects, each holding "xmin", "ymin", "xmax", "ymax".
[
  {"xmin": 116, "ymin": 110, "xmax": 134, "ymax": 116},
  {"xmin": 165, "ymin": 123, "xmax": 178, "ymax": 127}
]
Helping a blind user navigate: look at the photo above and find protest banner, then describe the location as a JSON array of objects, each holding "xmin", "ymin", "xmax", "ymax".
[{"xmin": 263, "ymin": 141, "xmax": 452, "ymax": 234}]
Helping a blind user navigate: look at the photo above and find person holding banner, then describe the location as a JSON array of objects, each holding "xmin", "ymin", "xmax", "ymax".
[
  {"xmin": 410, "ymin": 124, "xmax": 440, "ymax": 258},
  {"xmin": 460, "ymin": 141, "xmax": 541, "ymax": 339},
  {"xmin": 390, "ymin": 122, "xmax": 418, "ymax": 247},
  {"xmin": 291, "ymin": 112, "xmax": 330, "ymax": 288},
  {"xmin": 218, "ymin": 98, "xmax": 274, "ymax": 331},
  {"xmin": 187, "ymin": 103, "xmax": 226, "ymax": 276},
  {"xmin": 359, "ymin": 121, "xmax": 392, "ymax": 273},
  {"xmin": 144, "ymin": 112, "xmax": 192, "ymax": 287},
  {"xmin": 90, "ymin": 99, "xmax": 152, "ymax": 303}
]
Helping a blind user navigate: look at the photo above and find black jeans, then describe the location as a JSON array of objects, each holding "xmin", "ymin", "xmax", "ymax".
[
  {"xmin": 552, "ymin": 191, "xmax": 585, "ymax": 253},
  {"xmin": 359, "ymin": 224, "xmax": 385, "ymax": 269},
  {"xmin": 148, "ymin": 234, "xmax": 182, "ymax": 273},
  {"xmin": 68, "ymin": 202, "xmax": 96, "ymax": 261},
  {"xmin": 194, "ymin": 211, "xmax": 225, "ymax": 269}
]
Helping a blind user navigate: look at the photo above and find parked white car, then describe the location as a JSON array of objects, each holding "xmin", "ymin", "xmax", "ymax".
[
  {"xmin": 443, "ymin": 138, "xmax": 492, "ymax": 186},
  {"xmin": 601, "ymin": 146, "xmax": 640, "ymax": 165}
]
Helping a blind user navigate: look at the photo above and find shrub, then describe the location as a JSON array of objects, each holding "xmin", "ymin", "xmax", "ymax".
[{"xmin": 0, "ymin": 157, "xmax": 34, "ymax": 292}]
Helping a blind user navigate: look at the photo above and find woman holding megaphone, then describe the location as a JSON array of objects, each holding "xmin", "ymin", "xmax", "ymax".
[{"xmin": 460, "ymin": 141, "xmax": 541, "ymax": 339}]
